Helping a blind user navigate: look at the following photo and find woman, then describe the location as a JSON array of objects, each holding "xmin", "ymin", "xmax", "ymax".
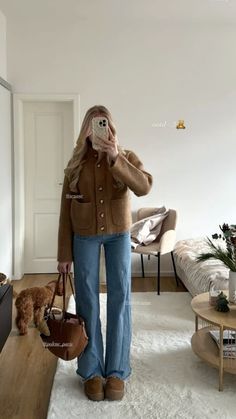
[{"xmin": 57, "ymin": 105, "xmax": 152, "ymax": 401}]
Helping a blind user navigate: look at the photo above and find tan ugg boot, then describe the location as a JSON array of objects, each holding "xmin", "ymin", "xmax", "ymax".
[
  {"xmin": 104, "ymin": 376, "xmax": 125, "ymax": 400},
  {"xmin": 84, "ymin": 376, "xmax": 104, "ymax": 401}
]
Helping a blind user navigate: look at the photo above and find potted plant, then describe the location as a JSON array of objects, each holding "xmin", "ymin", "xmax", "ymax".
[{"xmin": 196, "ymin": 223, "xmax": 236, "ymax": 303}]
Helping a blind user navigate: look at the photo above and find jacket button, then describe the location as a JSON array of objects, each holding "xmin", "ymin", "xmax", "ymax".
[
  {"xmin": 97, "ymin": 163, "xmax": 101, "ymax": 168},
  {"xmin": 94, "ymin": 153, "xmax": 98, "ymax": 158},
  {"xmin": 98, "ymin": 186, "xmax": 103, "ymax": 191},
  {"xmin": 100, "ymin": 212, "xmax": 104, "ymax": 218},
  {"xmin": 100, "ymin": 226, "xmax": 105, "ymax": 231},
  {"xmin": 100, "ymin": 199, "xmax": 104, "ymax": 204}
]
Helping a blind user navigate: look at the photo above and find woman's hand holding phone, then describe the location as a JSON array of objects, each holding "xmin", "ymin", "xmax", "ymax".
[{"xmin": 96, "ymin": 126, "xmax": 118, "ymax": 161}]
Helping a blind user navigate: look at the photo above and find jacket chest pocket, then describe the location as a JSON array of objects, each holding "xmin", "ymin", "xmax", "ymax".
[{"xmin": 70, "ymin": 200, "xmax": 93, "ymax": 230}]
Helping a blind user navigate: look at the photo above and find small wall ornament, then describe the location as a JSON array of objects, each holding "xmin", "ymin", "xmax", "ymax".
[{"xmin": 176, "ymin": 120, "xmax": 186, "ymax": 129}]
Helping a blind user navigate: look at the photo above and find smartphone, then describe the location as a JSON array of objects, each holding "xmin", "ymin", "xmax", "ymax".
[{"xmin": 91, "ymin": 116, "xmax": 109, "ymax": 150}]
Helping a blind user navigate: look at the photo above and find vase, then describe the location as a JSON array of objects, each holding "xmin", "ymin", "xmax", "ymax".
[{"xmin": 228, "ymin": 270, "xmax": 236, "ymax": 303}]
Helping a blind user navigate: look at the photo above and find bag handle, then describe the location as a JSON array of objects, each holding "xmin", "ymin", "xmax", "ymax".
[
  {"xmin": 46, "ymin": 272, "xmax": 76, "ymax": 319},
  {"xmin": 67, "ymin": 272, "xmax": 76, "ymax": 298},
  {"xmin": 62, "ymin": 272, "xmax": 66, "ymax": 318},
  {"xmin": 62, "ymin": 272, "xmax": 76, "ymax": 318},
  {"xmin": 48, "ymin": 272, "xmax": 62, "ymax": 314}
]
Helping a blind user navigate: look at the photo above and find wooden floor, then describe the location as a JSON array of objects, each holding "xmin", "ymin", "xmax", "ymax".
[{"xmin": 0, "ymin": 274, "xmax": 187, "ymax": 419}]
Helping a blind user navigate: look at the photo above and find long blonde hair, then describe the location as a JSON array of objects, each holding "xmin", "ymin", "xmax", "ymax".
[{"xmin": 64, "ymin": 105, "xmax": 126, "ymax": 192}]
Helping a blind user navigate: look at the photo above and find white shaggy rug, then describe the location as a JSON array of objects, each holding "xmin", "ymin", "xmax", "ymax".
[{"xmin": 47, "ymin": 292, "xmax": 236, "ymax": 419}]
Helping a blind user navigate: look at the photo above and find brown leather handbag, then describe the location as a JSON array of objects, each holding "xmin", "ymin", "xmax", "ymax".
[{"xmin": 40, "ymin": 272, "xmax": 89, "ymax": 361}]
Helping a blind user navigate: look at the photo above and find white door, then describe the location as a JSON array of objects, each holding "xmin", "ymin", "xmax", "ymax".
[
  {"xmin": 23, "ymin": 101, "xmax": 74, "ymax": 273},
  {"xmin": 0, "ymin": 83, "xmax": 12, "ymax": 278}
]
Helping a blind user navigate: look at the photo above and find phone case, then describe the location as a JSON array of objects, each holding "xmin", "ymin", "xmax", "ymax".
[{"xmin": 92, "ymin": 116, "xmax": 109, "ymax": 143}]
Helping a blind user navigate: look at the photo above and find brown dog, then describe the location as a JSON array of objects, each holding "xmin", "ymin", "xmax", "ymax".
[{"xmin": 15, "ymin": 279, "xmax": 64, "ymax": 335}]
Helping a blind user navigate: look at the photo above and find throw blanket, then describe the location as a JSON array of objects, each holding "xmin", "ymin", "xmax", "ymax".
[
  {"xmin": 174, "ymin": 237, "xmax": 229, "ymax": 295},
  {"xmin": 131, "ymin": 206, "xmax": 169, "ymax": 249}
]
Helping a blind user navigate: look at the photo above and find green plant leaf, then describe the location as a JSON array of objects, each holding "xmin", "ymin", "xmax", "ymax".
[{"xmin": 195, "ymin": 236, "xmax": 236, "ymax": 271}]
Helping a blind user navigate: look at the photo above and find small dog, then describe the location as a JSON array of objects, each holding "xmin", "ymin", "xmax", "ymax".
[{"xmin": 15, "ymin": 279, "xmax": 64, "ymax": 335}]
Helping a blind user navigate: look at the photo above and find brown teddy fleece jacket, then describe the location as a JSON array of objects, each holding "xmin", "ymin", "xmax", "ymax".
[{"xmin": 57, "ymin": 139, "xmax": 153, "ymax": 262}]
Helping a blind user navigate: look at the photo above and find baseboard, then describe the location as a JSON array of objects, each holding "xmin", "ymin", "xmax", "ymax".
[{"xmin": 131, "ymin": 270, "xmax": 175, "ymax": 277}]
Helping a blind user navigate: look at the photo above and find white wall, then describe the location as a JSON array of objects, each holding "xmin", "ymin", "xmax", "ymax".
[
  {"xmin": 2, "ymin": 2, "xmax": 236, "ymax": 274},
  {"xmin": 0, "ymin": 9, "xmax": 6, "ymax": 79}
]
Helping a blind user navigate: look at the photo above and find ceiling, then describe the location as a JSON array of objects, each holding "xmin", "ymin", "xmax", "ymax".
[{"xmin": 0, "ymin": 0, "xmax": 235, "ymax": 24}]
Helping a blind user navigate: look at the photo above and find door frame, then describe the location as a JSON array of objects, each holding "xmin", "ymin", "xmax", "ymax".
[{"xmin": 13, "ymin": 93, "xmax": 80, "ymax": 279}]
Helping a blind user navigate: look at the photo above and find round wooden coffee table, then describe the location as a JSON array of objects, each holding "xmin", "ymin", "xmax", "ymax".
[{"xmin": 191, "ymin": 291, "xmax": 236, "ymax": 391}]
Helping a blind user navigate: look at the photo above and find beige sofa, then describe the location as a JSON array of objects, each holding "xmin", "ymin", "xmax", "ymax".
[{"xmin": 174, "ymin": 237, "xmax": 229, "ymax": 296}]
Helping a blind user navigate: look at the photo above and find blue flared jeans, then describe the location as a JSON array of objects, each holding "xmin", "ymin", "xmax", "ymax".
[{"xmin": 73, "ymin": 231, "xmax": 132, "ymax": 382}]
